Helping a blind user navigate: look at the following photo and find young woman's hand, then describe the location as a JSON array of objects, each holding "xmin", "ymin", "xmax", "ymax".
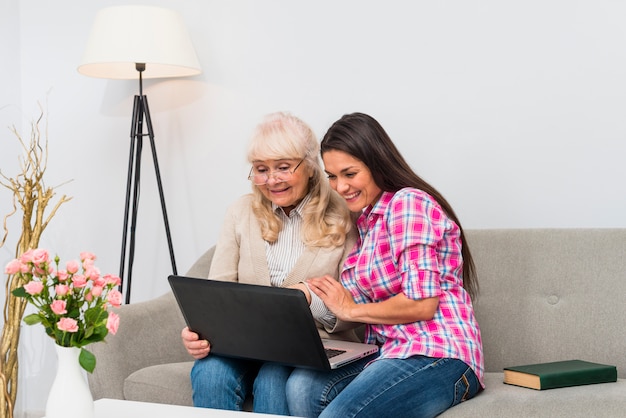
[
  {"xmin": 307, "ymin": 275, "xmax": 356, "ymax": 321},
  {"xmin": 308, "ymin": 276, "xmax": 440, "ymax": 325}
]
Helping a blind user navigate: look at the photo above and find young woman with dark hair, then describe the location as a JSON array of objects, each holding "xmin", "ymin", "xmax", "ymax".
[{"xmin": 287, "ymin": 112, "xmax": 484, "ymax": 418}]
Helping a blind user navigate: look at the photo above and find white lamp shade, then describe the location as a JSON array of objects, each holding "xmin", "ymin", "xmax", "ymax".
[{"xmin": 78, "ymin": 5, "xmax": 201, "ymax": 79}]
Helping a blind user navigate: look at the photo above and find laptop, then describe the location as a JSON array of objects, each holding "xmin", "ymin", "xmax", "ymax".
[{"xmin": 168, "ymin": 275, "xmax": 379, "ymax": 370}]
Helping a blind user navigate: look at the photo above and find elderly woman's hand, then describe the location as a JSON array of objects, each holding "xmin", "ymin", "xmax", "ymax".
[{"xmin": 181, "ymin": 326, "xmax": 211, "ymax": 360}]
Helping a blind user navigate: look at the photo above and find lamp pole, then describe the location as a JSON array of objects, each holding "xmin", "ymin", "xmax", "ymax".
[{"xmin": 119, "ymin": 63, "xmax": 178, "ymax": 304}]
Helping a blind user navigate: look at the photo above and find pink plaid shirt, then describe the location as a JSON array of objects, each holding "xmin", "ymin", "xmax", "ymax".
[{"xmin": 342, "ymin": 188, "xmax": 484, "ymax": 386}]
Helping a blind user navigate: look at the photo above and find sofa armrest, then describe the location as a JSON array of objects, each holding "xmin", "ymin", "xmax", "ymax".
[
  {"xmin": 88, "ymin": 246, "xmax": 215, "ymax": 400},
  {"xmin": 88, "ymin": 291, "xmax": 189, "ymax": 400}
]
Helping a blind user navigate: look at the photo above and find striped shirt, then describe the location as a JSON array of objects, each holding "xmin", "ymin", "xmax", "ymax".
[
  {"xmin": 341, "ymin": 188, "xmax": 484, "ymax": 386},
  {"xmin": 266, "ymin": 193, "xmax": 337, "ymax": 328}
]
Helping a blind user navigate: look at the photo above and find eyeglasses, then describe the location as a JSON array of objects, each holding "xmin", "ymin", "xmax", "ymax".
[{"xmin": 247, "ymin": 158, "xmax": 306, "ymax": 185}]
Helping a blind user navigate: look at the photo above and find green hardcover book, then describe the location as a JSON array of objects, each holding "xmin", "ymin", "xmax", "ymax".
[{"xmin": 503, "ymin": 359, "xmax": 617, "ymax": 390}]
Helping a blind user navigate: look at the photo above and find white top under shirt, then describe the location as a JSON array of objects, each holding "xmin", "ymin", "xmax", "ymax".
[{"xmin": 266, "ymin": 194, "xmax": 337, "ymax": 329}]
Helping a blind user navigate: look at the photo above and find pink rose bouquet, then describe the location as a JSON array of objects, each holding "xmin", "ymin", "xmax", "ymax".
[{"xmin": 7, "ymin": 249, "xmax": 122, "ymax": 373}]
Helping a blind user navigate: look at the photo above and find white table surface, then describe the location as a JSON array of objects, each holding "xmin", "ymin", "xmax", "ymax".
[{"xmin": 93, "ymin": 399, "xmax": 288, "ymax": 417}]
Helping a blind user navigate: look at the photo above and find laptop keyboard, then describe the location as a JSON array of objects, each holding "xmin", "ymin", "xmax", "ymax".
[{"xmin": 325, "ymin": 348, "xmax": 346, "ymax": 359}]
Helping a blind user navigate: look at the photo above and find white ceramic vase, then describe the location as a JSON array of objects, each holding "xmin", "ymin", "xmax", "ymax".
[{"xmin": 45, "ymin": 344, "xmax": 94, "ymax": 418}]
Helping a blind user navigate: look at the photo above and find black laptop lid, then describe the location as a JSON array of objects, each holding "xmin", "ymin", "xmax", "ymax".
[{"xmin": 168, "ymin": 275, "xmax": 331, "ymax": 370}]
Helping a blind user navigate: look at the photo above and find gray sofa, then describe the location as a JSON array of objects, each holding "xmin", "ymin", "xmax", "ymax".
[{"xmin": 88, "ymin": 229, "xmax": 626, "ymax": 417}]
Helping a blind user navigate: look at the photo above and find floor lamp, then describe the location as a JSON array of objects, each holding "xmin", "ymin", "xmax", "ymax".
[{"xmin": 77, "ymin": 5, "xmax": 201, "ymax": 303}]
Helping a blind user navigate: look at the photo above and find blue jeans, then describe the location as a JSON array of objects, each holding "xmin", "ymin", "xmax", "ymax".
[
  {"xmin": 191, "ymin": 355, "xmax": 294, "ymax": 415},
  {"xmin": 286, "ymin": 354, "xmax": 376, "ymax": 417},
  {"xmin": 287, "ymin": 355, "xmax": 481, "ymax": 418}
]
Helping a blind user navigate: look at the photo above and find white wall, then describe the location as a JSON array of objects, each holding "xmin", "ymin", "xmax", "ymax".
[{"xmin": 2, "ymin": 0, "xmax": 626, "ymax": 415}]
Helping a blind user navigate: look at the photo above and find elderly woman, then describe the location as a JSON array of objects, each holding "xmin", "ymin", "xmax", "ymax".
[{"xmin": 181, "ymin": 112, "xmax": 366, "ymax": 415}]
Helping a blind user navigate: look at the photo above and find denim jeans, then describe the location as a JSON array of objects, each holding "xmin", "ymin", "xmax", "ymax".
[
  {"xmin": 285, "ymin": 354, "xmax": 376, "ymax": 417},
  {"xmin": 287, "ymin": 355, "xmax": 481, "ymax": 418},
  {"xmin": 190, "ymin": 355, "xmax": 294, "ymax": 415}
]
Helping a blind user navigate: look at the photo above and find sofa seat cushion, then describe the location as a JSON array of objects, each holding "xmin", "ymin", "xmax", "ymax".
[
  {"xmin": 124, "ymin": 361, "xmax": 194, "ymax": 406},
  {"xmin": 440, "ymin": 373, "xmax": 626, "ymax": 417},
  {"xmin": 124, "ymin": 366, "xmax": 626, "ymax": 416}
]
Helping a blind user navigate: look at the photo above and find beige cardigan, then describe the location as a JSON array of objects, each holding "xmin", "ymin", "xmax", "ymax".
[{"xmin": 208, "ymin": 194, "xmax": 359, "ymax": 341}]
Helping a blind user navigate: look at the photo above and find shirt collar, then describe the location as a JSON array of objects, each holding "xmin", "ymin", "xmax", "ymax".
[
  {"xmin": 358, "ymin": 190, "xmax": 394, "ymax": 232},
  {"xmin": 272, "ymin": 192, "xmax": 312, "ymax": 218},
  {"xmin": 363, "ymin": 190, "xmax": 395, "ymax": 217}
]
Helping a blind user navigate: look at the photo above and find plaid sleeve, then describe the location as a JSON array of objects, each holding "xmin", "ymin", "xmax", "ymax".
[{"xmin": 386, "ymin": 190, "xmax": 445, "ymax": 300}]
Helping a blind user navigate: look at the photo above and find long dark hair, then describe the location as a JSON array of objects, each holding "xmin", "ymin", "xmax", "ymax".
[{"xmin": 321, "ymin": 112, "xmax": 478, "ymax": 300}]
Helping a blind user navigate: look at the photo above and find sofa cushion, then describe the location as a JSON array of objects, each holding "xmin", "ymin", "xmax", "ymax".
[
  {"xmin": 440, "ymin": 373, "xmax": 626, "ymax": 417},
  {"xmin": 465, "ymin": 229, "xmax": 626, "ymax": 375},
  {"xmin": 124, "ymin": 361, "xmax": 194, "ymax": 406}
]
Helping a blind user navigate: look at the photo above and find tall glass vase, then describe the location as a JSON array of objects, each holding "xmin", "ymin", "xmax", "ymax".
[{"xmin": 45, "ymin": 344, "xmax": 94, "ymax": 418}]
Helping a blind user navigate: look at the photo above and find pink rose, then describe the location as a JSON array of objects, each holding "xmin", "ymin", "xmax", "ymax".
[
  {"xmin": 107, "ymin": 289, "xmax": 122, "ymax": 307},
  {"xmin": 91, "ymin": 286, "xmax": 103, "ymax": 298},
  {"xmin": 82, "ymin": 258, "xmax": 95, "ymax": 271},
  {"xmin": 33, "ymin": 266, "xmax": 47, "ymax": 277},
  {"xmin": 66, "ymin": 260, "xmax": 80, "ymax": 274},
  {"xmin": 4, "ymin": 259, "xmax": 22, "ymax": 275},
  {"xmin": 55, "ymin": 284, "xmax": 70, "ymax": 296},
  {"xmin": 24, "ymin": 281, "xmax": 44, "ymax": 295},
  {"xmin": 80, "ymin": 252, "xmax": 96, "ymax": 262},
  {"xmin": 71, "ymin": 274, "xmax": 88, "ymax": 288},
  {"xmin": 103, "ymin": 274, "xmax": 121, "ymax": 287},
  {"xmin": 106, "ymin": 312, "xmax": 120, "ymax": 335},
  {"xmin": 93, "ymin": 277, "xmax": 106, "ymax": 287},
  {"xmin": 81, "ymin": 252, "xmax": 96, "ymax": 271},
  {"xmin": 50, "ymin": 300, "xmax": 67, "ymax": 315},
  {"xmin": 31, "ymin": 249, "xmax": 49, "ymax": 266},
  {"xmin": 57, "ymin": 317, "xmax": 78, "ymax": 332},
  {"xmin": 85, "ymin": 267, "xmax": 100, "ymax": 281},
  {"xmin": 56, "ymin": 270, "xmax": 69, "ymax": 282},
  {"xmin": 19, "ymin": 249, "xmax": 34, "ymax": 264}
]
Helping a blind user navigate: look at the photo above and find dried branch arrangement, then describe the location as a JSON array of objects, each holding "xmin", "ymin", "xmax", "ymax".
[{"xmin": 0, "ymin": 107, "xmax": 71, "ymax": 418}]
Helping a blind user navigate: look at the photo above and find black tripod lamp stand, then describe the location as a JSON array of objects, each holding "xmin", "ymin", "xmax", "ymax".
[
  {"xmin": 77, "ymin": 5, "xmax": 201, "ymax": 303},
  {"xmin": 118, "ymin": 63, "xmax": 178, "ymax": 304}
]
